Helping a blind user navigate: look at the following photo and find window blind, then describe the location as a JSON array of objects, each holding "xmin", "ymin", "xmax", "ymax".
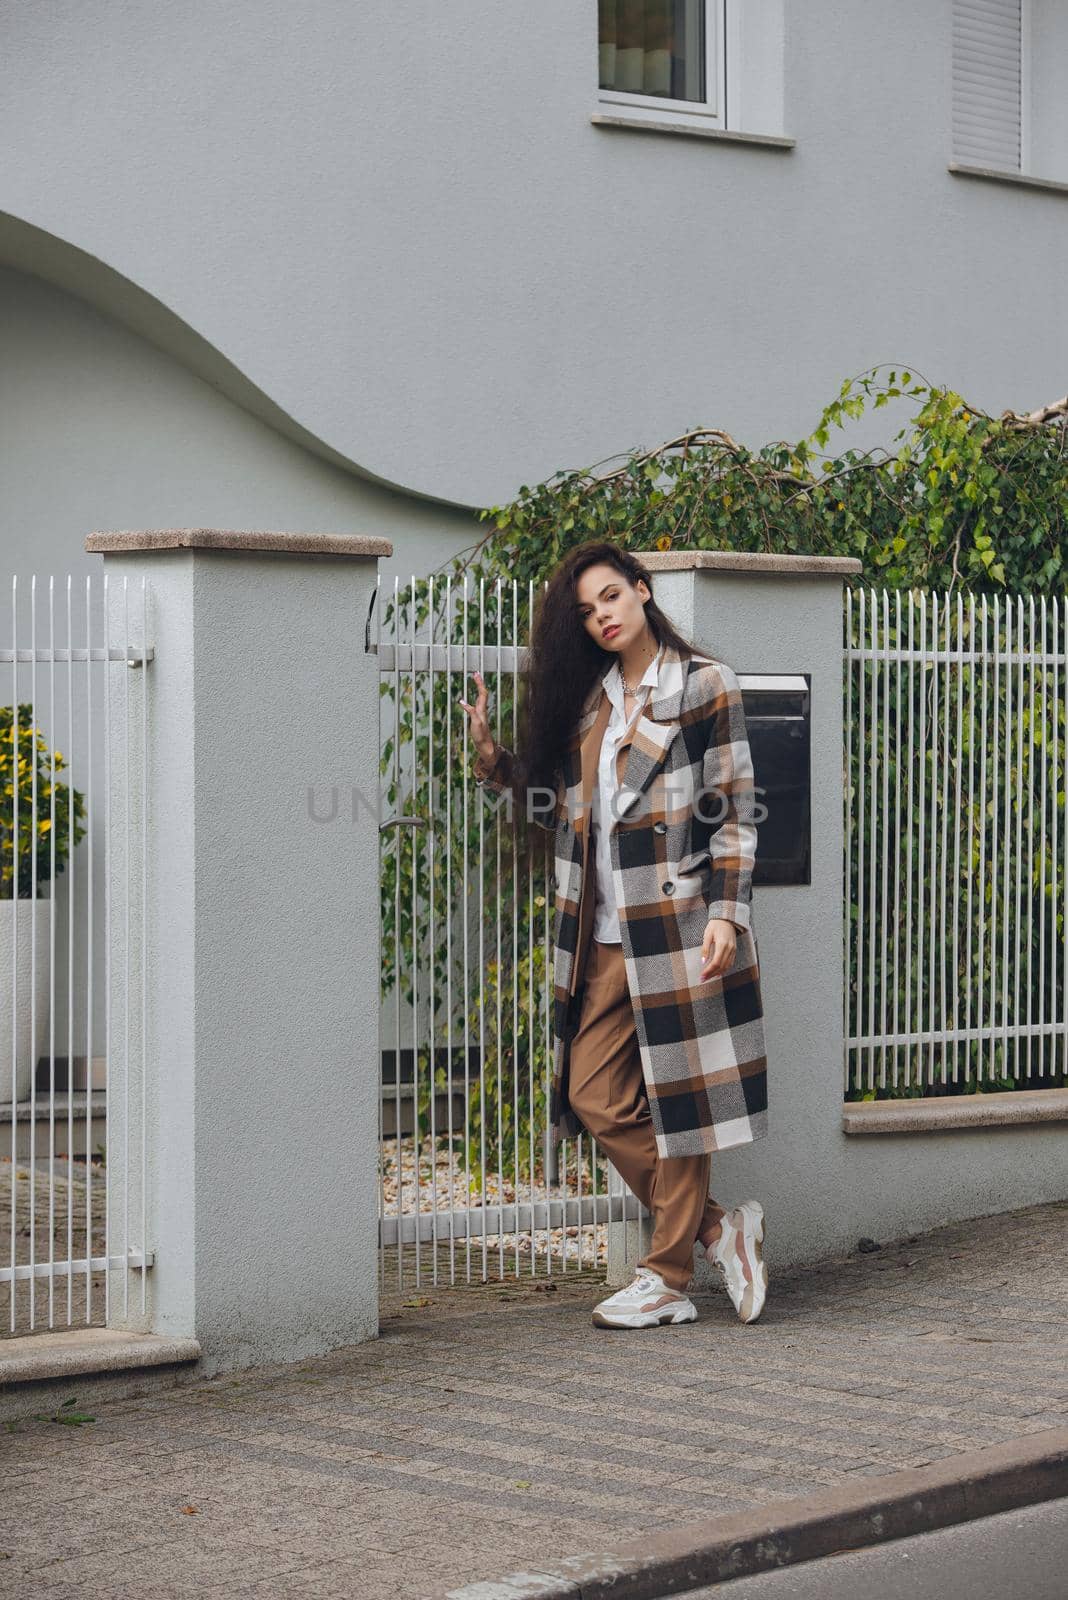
[{"xmin": 952, "ymin": 0, "xmax": 1022, "ymax": 170}]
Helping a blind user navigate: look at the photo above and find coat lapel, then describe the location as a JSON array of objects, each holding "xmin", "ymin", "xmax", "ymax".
[
  {"xmin": 570, "ymin": 641, "xmax": 687, "ymax": 835},
  {"xmin": 572, "ymin": 689, "xmax": 612, "ymax": 839},
  {"xmin": 617, "ymin": 642, "xmax": 687, "ymax": 816}
]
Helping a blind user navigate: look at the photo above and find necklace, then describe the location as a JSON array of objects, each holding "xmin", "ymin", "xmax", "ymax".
[{"xmin": 621, "ymin": 646, "xmax": 659, "ymax": 698}]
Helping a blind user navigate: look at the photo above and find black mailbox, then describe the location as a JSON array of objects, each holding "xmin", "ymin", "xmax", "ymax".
[{"xmin": 738, "ymin": 673, "xmax": 811, "ymax": 887}]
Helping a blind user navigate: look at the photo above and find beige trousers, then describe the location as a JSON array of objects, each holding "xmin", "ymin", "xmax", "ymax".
[{"xmin": 567, "ymin": 936, "xmax": 721, "ymax": 1292}]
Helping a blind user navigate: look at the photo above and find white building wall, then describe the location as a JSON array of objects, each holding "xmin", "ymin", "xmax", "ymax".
[
  {"xmin": 0, "ymin": 1, "xmax": 1064, "ymax": 514},
  {"xmin": 0, "ymin": 267, "xmax": 476, "ymax": 582}
]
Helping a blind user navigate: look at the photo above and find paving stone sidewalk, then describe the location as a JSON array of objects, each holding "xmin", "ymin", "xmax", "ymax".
[{"xmin": 2, "ymin": 1198, "xmax": 1067, "ymax": 1600}]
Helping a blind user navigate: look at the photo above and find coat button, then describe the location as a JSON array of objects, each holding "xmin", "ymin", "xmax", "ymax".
[
  {"xmin": 662, "ymin": 880, "xmax": 674, "ymax": 894},
  {"xmin": 653, "ymin": 821, "xmax": 667, "ymax": 834}
]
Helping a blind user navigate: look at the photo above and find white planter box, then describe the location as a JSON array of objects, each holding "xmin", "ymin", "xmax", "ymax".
[{"xmin": 0, "ymin": 898, "xmax": 53, "ymax": 1102}]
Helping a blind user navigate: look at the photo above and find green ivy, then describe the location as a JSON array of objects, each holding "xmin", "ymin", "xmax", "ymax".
[{"xmin": 381, "ymin": 367, "xmax": 1068, "ymax": 1169}]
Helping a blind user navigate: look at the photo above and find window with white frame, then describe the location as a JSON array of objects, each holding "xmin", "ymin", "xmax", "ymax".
[
  {"xmin": 598, "ymin": 0, "xmax": 725, "ymax": 122},
  {"xmin": 952, "ymin": 0, "xmax": 1068, "ymax": 183},
  {"xmin": 596, "ymin": 0, "xmax": 786, "ymax": 138}
]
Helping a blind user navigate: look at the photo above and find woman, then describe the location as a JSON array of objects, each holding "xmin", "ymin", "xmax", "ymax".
[{"xmin": 459, "ymin": 540, "xmax": 768, "ymax": 1328}]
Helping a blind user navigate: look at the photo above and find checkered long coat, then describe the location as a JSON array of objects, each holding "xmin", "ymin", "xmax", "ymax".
[{"xmin": 472, "ymin": 642, "xmax": 767, "ymax": 1158}]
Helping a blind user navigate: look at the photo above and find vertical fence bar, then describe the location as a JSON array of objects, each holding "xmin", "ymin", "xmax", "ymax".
[
  {"xmin": 1038, "ymin": 595, "xmax": 1049, "ymax": 1081},
  {"xmin": 1062, "ymin": 594, "xmax": 1067, "ymax": 1080},
  {"xmin": 917, "ymin": 591, "xmax": 929, "ymax": 1088},
  {"xmin": 877, "ymin": 589, "xmax": 890, "ymax": 1090},
  {"xmin": 121, "ymin": 577, "xmax": 131, "ymax": 1319},
  {"xmin": 950, "ymin": 593, "xmax": 964, "ymax": 1086},
  {"xmin": 409, "ymin": 574, "xmax": 421, "ymax": 1287},
  {"xmin": 937, "ymin": 593, "xmax": 952, "ymax": 1085},
  {"xmin": 964, "ymin": 594, "xmax": 977, "ymax": 1088},
  {"xmin": 427, "ymin": 575, "xmax": 439, "ymax": 1285},
  {"xmin": 855, "ymin": 588, "xmax": 867, "ymax": 1091},
  {"xmin": 1001, "ymin": 598, "xmax": 1014, "ymax": 1083},
  {"xmin": 510, "ymin": 578, "xmax": 521, "ymax": 1279},
  {"xmin": 462, "ymin": 572, "xmax": 473, "ymax": 1286},
  {"xmin": 102, "ymin": 573, "xmax": 113, "ymax": 1322},
  {"xmin": 904, "ymin": 592, "xmax": 916, "ymax": 1087},
  {"xmin": 525, "ymin": 579, "xmax": 536, "ymax": 1275},
  {"xmin": 543, "ymin": 803, "xmax": 554, "ymax": 1274},
  {"xmin": 139, "ymin": 576, "xmax": 148, "ymax": 1313},
  {"xmin": 843, "ymin": 587, "xmax": 853, "ymax": 1092},
  {"xmin": 84, "ymin": 577, "xmax": 94, "ymax": 1322},
  {"xmin": 444, "ymin": 575, "xmax": 457, "ymax": 1287},
  {"xmin": 375, "ymin": 574, "xmax": 388, "ymax": 1296},
  {"xmin": 1026, "ymin": 596, "xmax": 1038, "ymax": 1080},
  {"xmin": 925, "ymin": 592, "xmax": 938, "ymax": 1087},
  {"xmin": 1051, "ymin": 597, "xmax": 1060, "ymax": 1081},
  {"xmin": 495, "ymin": 582, "xmax": 505, "ymax": 1280},
  {"xmin": 7, "ymin": 578, "xmax": 17, "ymax": 1332},
  {"xmin": 477, "ymin": 578, "xmax": 488, "ymax": 1282},
  {"xmin": 981, "ymin": 595, "xmax": 993, "ymax": 1084},
  {"xmin": 47, "ymin": 579, "xmax": 56, "ymax": 1324},
  {"xmin": 890, "ymin": 591, "xmax": 902, "ymax": 1090},
  {"xmin": 866, "ymin": 588, "xmax": 878, "ymax": 1093},
  {"xmin": 952, "ymin": 598, "xmax": 972, "ymax": 1088},
  {"xmin": 65, "ymin": 580, "xmax": 75, "ymax": 1319},
  {"xmin": 392, "ymin": 575, "xmax": 402, "ymax": 1290},
  {"xmin": 29, "ymin": 576, "xmax": 39, "ymax": 1328},
  {"xmin": 1014, "ymin": 596, "xmax": 1027, "ymax": 1082}
]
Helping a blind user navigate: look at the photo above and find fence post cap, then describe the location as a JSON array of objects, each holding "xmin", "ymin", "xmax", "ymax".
[
  {"xmin": 84, "ymin": 529, "xmax": 393, "ymax": 558},
  {"xmin": 640, "ymin": 550, "xmax": 862, "ymax": 577}
]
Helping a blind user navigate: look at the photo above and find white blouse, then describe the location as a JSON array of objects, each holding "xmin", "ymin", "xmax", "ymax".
[{"xmin": 590, "ymin": 645, "xmax": 664, "ymax": 942}]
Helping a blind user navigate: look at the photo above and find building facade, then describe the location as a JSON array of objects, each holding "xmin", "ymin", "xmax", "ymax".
[{"xmin": 1, "ymin": 0, "xmax": 1066, "ymax": 584}]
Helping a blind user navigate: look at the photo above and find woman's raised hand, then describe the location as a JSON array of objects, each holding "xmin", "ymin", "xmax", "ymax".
[{"xmin": 458, "ymin": 670, "xmax": 496, "ymax": 763}]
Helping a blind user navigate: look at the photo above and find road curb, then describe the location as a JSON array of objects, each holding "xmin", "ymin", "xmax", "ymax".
[{"xmin": 444, "ymin": 1427, "xmax": 1068, "ymax": 1599}]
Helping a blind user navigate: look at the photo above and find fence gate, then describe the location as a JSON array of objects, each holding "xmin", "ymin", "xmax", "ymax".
[
  {"xmin": 373, "ymin": 572, "xmax": 642, "ymax": 1289},
  {"xmin": 2, "ymin": 573, "xmax": 150, "ymax": 1338}
]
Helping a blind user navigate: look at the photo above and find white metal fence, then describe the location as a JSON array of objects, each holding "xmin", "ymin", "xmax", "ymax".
[
  {"xmin": 845, "ymin": 587, "xmax": 1068, "ymax": 1095},
  {"xmin": 1, "ymin": 573, "xmax": 151, "ymax": 1335}
]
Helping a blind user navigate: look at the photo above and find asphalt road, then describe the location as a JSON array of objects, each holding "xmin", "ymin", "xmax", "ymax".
[{"xmin": 685, "ymin": 1496, "xmax": 1068, "ymax": 1599}]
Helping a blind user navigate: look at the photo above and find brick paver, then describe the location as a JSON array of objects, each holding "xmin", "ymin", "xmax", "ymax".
[{"xmin": 1, "ymin": 1199, "xmax": 1066, "ymax": 1599}]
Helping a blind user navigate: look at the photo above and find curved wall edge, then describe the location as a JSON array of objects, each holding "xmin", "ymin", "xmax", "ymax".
[{"xmin": 0, "ymin": 209, "xmax": 478, "ymax": 516}]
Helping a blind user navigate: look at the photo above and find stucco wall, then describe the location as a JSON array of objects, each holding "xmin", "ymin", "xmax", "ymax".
[
  {"xmin": 0, "ymin": 266, "xmax": 475, "ymax": 584},
  {"xmin": 1, "ymin": 1, "xmax": 1065, "ymax": 510}
]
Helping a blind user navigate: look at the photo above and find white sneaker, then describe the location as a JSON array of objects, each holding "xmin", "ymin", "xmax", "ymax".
[
  {"xmin": 591, "ymin": 1268, "xmax": 698, "ymax": 1329},
  {"xmin": 706, "ymin": 1200, "xmax": 768, "ymax": 1324}
]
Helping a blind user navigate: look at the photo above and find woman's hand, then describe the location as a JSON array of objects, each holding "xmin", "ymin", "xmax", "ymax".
[
  {"xmin": 701, "ymin": 918, "xmax": 737, "ymax": 981},
  {"xmin": 458, "ymin": 670, "xmax": 496, "ymax": 763}
]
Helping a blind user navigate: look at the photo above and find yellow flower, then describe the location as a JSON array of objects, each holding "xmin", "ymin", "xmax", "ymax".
[{"xmin": 655, "ymin": 534, "xmax": 672, "ymax": 551}]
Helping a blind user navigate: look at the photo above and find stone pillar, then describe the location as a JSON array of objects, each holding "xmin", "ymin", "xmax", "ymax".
[
  {"xmin": 606, "ymin": 551, "xmax": 861, "ymax": 1289},
  {"xmin": 86, "ymin": 529, "xmax": 390, "ymax": 1375}
]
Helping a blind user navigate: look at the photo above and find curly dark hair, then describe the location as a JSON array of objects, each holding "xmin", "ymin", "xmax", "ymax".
[{"xmin": 497, "ymin": 541, "xmax": 700, "ymax": 846}]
